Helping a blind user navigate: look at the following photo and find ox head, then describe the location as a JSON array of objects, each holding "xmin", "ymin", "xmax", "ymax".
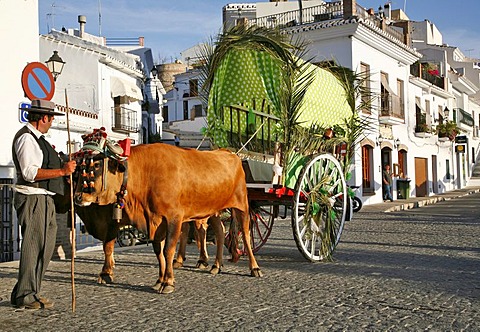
[{"xmin": 73, "ymin": 153, "xmax": 126, "ymax": 207}]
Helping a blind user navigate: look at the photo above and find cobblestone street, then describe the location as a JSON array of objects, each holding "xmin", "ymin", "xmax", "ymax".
[{"xmin": 0, "ymin": 195, "xmax": 479, "ymax": 331}]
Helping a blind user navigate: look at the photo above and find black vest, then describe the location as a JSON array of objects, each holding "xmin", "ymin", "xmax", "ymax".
[{"xmin": 12, "ymin": 126, "xmax": 64, "ymax": 195}]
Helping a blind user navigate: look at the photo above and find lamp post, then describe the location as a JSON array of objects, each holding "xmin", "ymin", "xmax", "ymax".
[
  {"xmin": 45, "ymin": 50, "xmax": 65, "ymax": 81},
  {"xmin": 443, "ymin": 107, "xmax": 450, "ymax": 120},
  {"xmin": 394, "ymin": 138, "xmax": 401, "ymax": 149},
  {"xmin": 151, "ymin": 66, "xmax": 158, "ymax": 79},
  {"xmin": 376, "ymin": 136, "xmax": 384, "ymax": 146}
]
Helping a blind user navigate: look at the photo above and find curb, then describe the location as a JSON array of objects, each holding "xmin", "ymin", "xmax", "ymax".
[{"xmin": 384, "ymin": 188, "xmax": 480, "ymax": 212}]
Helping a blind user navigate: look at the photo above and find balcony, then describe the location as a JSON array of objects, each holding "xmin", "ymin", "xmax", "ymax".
[
  {"xmin": 112, "ymin": 106, "xmax": 139, "ymax": 133},
  {"xmin": 455, "ymin": 108, "xmax": 474, "ymax": 127},
  {"xmin": 379, "ymin": 94, "xmax": 404, "ymax": 125},
  {"xmin": 414, "ymin": 123, "xmax": 433, "ymax": 138},
  {"xmin": 411, "ymin": 62, "xmax": 445, "ymax": 90},
  {"xmin": 248, "ymin": 3, "xmax": 406, "ymax": 44}
]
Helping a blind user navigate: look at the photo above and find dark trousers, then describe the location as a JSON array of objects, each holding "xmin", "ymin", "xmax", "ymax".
[
  {"xmin": 11, "ymin": 193, "xmax": 57, "ymax": 306},
  {"xmin": 383, "ymin": 184, "xmax": 393, "ymax": 201}
]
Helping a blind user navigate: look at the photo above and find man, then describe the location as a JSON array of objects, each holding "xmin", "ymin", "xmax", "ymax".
[
  {"xmin": 382, "ymin": 164, "xmax": 394, "ymax": 202},
  {"xmin": 10, "ymin": 99, "xmax": 76, "ymax": 310}
]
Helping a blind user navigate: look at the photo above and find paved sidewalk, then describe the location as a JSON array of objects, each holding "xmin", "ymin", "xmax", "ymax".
[
  {"xmin": 360, "ymin": 185, "xmax": 480, "ymax": 213},
  {"xmin": 0, "ymin": 186, "xmax": 478, "ymax": 331}
]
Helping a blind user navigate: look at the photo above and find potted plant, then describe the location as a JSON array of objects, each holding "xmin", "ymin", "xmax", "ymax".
[
  {"xmin": 422, "ymin": 62, "xmax": 439, "ymax": 76},
  {"xmin": 436, "ymin": 121, "xmax": 460, "ymax": 141},
  {"xmin": 415, "ymin": 123, "xmax": 432, "ymax": 133}
]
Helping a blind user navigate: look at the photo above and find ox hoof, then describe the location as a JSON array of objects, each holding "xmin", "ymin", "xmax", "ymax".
[
  {"xmin": 251, "ymin": 268, "xmax": 263, "ymax": 278},
  {"xmin": 196, "ymin": 260, "xmax": 209, "ymax": 270},
  {"xmin": 173, "ymin": 259, "xmax": 184, "ymax": 269},
  {"xmin": 159, "ymin": 284, "xmax": 175, "ymax": 294},
  {"xmin": 151, "ymin": 279, "xmax": 162, "ymax": 291},
  {"xmin": 97, "ymin": 274, "xmax": 114, "ymax": 284},
  {"xmin": 210, "ymin": 265, "xmax": 222, "ymax": 275}
]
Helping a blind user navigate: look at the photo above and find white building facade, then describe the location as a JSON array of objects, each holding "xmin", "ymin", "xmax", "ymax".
[{"xmin": 219, "ymin": 0, "xmax": 480, "ymax": 205}]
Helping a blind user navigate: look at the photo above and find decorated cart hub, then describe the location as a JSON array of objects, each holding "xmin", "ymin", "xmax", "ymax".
[{"xmin": 205, "ymin": 26, "xmax": 357, "ymax": 261}]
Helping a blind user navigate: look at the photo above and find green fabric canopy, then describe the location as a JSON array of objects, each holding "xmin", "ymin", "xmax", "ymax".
[{"xmin": 207, "ymin": 49, "xmax": 352, "ymax": 148}]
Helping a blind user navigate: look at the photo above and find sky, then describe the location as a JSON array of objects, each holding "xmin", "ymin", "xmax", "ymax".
[{"xmin": 38, "ymin": 0, "xmax": 480, "ymax": 62}]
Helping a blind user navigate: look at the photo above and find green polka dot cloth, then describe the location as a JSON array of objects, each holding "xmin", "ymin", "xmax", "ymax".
[{"xmin": 207, "ymin": 49, "xmax": 351, "ymax": 148}]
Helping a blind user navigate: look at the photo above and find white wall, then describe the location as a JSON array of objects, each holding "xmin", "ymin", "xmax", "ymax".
[
  {"xmin": 0, "ymin": 0, "xmax": 39, "ymax": 178},
  {"xmin": 40, "ymin": 35, "xmax": 143, "ymax": 151}
]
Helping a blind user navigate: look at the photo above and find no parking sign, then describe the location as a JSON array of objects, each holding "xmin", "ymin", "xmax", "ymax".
[
  {"xmin": 19, "ymin": 62, "xmax": 56, "ymax": 123},
  {"xmin": 21, "ymin": 62, "xmax": 55, "ymax": 101}
]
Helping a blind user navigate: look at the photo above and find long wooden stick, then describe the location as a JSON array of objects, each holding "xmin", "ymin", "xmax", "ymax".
[{"xmin": 65, "ymin": 89, "xmax": 76, "ymax": 312}]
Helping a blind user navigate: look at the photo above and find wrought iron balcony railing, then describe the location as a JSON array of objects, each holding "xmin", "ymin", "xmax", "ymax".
[
  {"xmin": 248, "ymin": 3, "xmax": 405, "ymax": 44},
  {"xmin": 380, "ymin": 94, "xmax": 404, "ymax": 119},
  {"xmin": 410, "ymin": 62, "xmax": 445, "ymax": 89},
  {"xmin": 112, "ymin": 106, "xmax": 139, "ymax": 133}
]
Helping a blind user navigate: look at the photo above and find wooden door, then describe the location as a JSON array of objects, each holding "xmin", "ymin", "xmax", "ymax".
[{"xmin": 415, "ymin": 157, "xmax": 428, "ymax": 197}]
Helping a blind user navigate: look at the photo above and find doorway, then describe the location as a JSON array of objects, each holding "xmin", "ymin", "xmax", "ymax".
[
  {"xmin": 415, "ymin": 157, "xmax": 428, "ymax": 197},
  {"xmin": 381, "ymin": 147, "xmax": 392, "ymax": 199},
  {"xmin": 431, "ymin": 155, "xmax": 438, "ymax": 194}
]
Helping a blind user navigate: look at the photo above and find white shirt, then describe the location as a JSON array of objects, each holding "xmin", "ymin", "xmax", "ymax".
[{"xmin": 14, "ymin": 123, "xmax": 55, "ymax": 195}]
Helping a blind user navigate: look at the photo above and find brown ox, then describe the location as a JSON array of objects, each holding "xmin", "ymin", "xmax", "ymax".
[
  {"xmin": 73, "ymin": 143, "xmax": 262, "ymax": 293},
  {"xmin": 57, "ymin": 183, "xmax": 224, "ymax": 283}
]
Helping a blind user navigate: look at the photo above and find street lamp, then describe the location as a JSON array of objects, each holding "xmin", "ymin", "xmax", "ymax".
[
  {"xmin": 376, "ymin": 136, "xmax": 384, "ymax": 146},
  {"xmin": 45, "ymin": 50, "xmax": 65, "ymax": 81},
  {"xmin": 151, "ymin": 66, "xmax": 158, "ymax": 79},
  {"xmin": 443, "ymin": 107, "xmax": 450, "ymax": 119},
  {"xmin": 394, "ymin": 138, "xmax": 401, "ymax": 149}
]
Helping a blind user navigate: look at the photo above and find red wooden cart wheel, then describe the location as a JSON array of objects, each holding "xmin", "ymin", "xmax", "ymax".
[{"xmin": 223, "ymin": 203, "xmax": 276, "ymax": 256}]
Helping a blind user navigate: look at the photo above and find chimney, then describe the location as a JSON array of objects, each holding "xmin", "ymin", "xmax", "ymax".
[
  {"xmin": 78, "ymin": 15, "xmax": 86, "ymax": 38},
  {"xmin": 384, "ymin": 3, "xmax": 391, "ymax": 19},
  {"xmin": 343, "ymin": 0, "xmax": 357, "ymax": 18}
]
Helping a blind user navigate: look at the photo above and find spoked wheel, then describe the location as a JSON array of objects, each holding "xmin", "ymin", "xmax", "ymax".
[
  {"xmin": 223, "ymin": 203, "xmax": 276, "ymax": 255},
  {"xmin": 292, "ymin": 153, "xmax": 347, "ymax": 262},
  {"xmin": 117, "ymin": 227, "xmax": 136, "ymax": 247},
  {"xmin": 352, "ymin": 196, "xmax": 363, "ymax": 213}
]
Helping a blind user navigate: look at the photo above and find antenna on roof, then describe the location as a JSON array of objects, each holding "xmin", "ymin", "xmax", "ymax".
[
  {"xmin": 46, "ymin": 2, "xmax": 57, "ymax": 32},
  {"xmin": 98, "ymin": 0, "xmax": 102, "ymax": 36},
  {"xmin": 46, "ymin": 2, "xmax": 65, "ymax": 32}
]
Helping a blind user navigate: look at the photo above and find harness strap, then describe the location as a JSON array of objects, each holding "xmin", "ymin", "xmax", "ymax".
[{"xmin": 102, "ymin": 157, "xmax": 108, "ymax": 191}]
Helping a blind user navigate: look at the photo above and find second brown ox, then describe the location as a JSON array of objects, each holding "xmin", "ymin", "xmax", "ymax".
[{"xmin": 73, "ymin": 143, "xmax": 262, "ymax": 293}]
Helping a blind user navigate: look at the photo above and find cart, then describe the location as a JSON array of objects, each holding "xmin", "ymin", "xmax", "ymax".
[{"xmin": 203, "ymin": 25, "xmax": 362, "ymax": 261}]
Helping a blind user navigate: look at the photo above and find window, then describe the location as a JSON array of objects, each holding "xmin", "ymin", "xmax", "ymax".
[
  {"xmin": 380, "ymin": 72, "xmax": 389, "ymax": 116},
  {"xmin": 398, "ymin": 149, "xmax": 407, "ymax": 178},
  {"xmin": 362, "ymin": 145, "xmax": 374, "ymax": 193},
  {"xmin": 360, "ymin": 62, "xmax": 371, "ymax": 114},
  {"xmin": 425, "ymin": 100, "xmax": 432, "ymax": 126},
  {"xmin": 194, "ymin": 104, "xmax": 203, "ymax": 117},
  {"xmin": 380, "ymin": 73, "xmax": 402, "ymax": 118},
  {"xmin": 162, "ymin": 105, "xmax": 168, "ymax": 123},
  {"xmin": 446, "ymin": 159, "xmax": 451, "ymax": 180},
  {"xmin": 438, "ymin": 105, "xmax": 444, "ymax": 124},
  {"xmin": 112, "ymin": 96, "xmax": 138, "ymax": 133},
  {"xmin": 415, "ymin": 97, "xmax": 427, "ymax": 132},
  {"xmin": 396, "ymin": 79, "xmax": 404, "ymax": 119}
]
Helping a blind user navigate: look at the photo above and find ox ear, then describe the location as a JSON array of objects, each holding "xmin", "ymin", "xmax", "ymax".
[{"xmin": 107, "ymin": 159, "xmax": 126, "ymax": 174}]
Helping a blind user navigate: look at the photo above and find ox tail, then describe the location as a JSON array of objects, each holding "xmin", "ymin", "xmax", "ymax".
[{"xmin": 227, "ymin": 210, "xmax": 240, "ymax": 263}]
